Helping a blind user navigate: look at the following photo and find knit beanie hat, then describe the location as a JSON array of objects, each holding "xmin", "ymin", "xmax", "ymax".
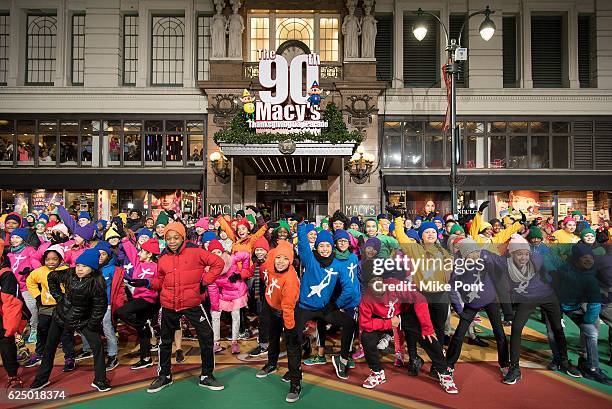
[
  {"xmin": 164, "ymin": 221, "xmax": 186, "ymax": 240},
  {"xmin": 377, "ymin": 213, "xmax": 388, "ymax": 221},
  {"xmin": 246, "ymin": 214, "xmax": 256, "ymax": 227},
  {"xmin": 479, "ymin": 221, "xmax": 493, "ymax": 233},
  {"xmin": 51, "ymin": 223, "xmax": 69, "ymax": 237},
  {"xmin": 333, "ymin": 229, "xmax": 350, "ymax": 242},
  {"xmin": 527, "ymin": 226, "xmax": 543, "ymax": 240},
  {"xmin": 571, "ymin": 242, "xmax": 594, "ymax": 261},
  {"xmin": 78, "ymin": 211, "xmax": 91, "ymax": 221},
  {"xmin": 141, "ymin": 238, "xmax": 161, "ymax": 255},
  {"xmin": 44, "ymin": 244, "xmax": 65, "ymax": 260},
  {"xmin": 96, "ymin": 219, "xmax": 108, "ymax": 230},
  {"xmin": 207, "ymin": 239, "xmax": 224, "ymax": 253},
  {"xmin": 118, "ymin": 213, "xmax": 127, "ymax": 225},
  {"xmin": 94, "ymin": 240, "xmax": 112, "ymax": 256},
  {"xmin": 138, "ymin": 228, "xmax": 153, "ymax": 239},
  {"xmin": 38, "ymin": 213, "xmax": 50, "ymax": 222},
  {"xmin": 235, "ymin": 219, "xmax": 251, "ymax": 232},
  {"xmin": 275, "ymin": 219, "xmax": 290, "ymax": 233},
  {"xmin": 456, "ymin": 237, "xmax": 481, "ymax": 258},
  {"xmin": 563, "ymin": 216, "xmax": 576, "ymax": 225},
  {"xmin": 5, "ymin": 212, "xmax": 22, "ymax": 226},
  {"xmin": 303, "ymin": 223, "xmax": 315, "ymax": 235},
  {"xmin": 449, "ymin": 224, "xmax": 464, "ymax": 236},
  {"xmin": 269, "ymin": 240, "xmax": 295, "ymax": 266},
  {"xmin": 580, "ymin": 227, "xmax": 596, "ymax": 239},
  {"xmin": 418, "ymin": 221, "xmax": 438, "ymax": 238},
  {"xmin": 433, "ymin": 216, "xmax": 444, "ymax": 225},
  {"xmin": 320, "ymin": 218, "xmax": 329, "ymax": 227},
  {"xmin": 35, "ymin": 219, "xmax": 47, "ymax": 229},
  {"xmin": 315, "ymin": 230, "xmax": 334, "ymax": 247},
  {"xmin": 11, "ymin": 228, "xmax": 29, "ymax": 241},
  {"xmin": 74, "ymin": 223, "xmax": 95, "ymax": 241},
  {"xmin": 508, "ymin": 234, "xmax": 530, "ymax": 253},
  {"xmin": 350, "ymin": 216, "xmax": 360, "ymax": 225},
  {"xmin": 155, "ymin": 211, "xmax": 170, "ymax": 227},
  {"xmin": 364, "ymin": 237, "xmax": 381, "ymax": 253},
  {"xmin": 253, "ymin": 236, "xmax": 270, "ymax": 252},
  {"xmin": 195, "ymin": 218, "xmax": 208, "ymax": 229},
  {"xmin": 76, "ymin": 248, "xmax": 101, "ymax": 270},
  {"xmin": 105, "ymin": 228, "xmax": 121, "ymax": 241},
  {"xmin": 201, "ymin": 231, "xmax": 217, "ymax": 243}
]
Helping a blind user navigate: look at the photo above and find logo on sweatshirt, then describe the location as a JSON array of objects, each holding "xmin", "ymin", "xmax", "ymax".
[
  {"xmin": 386, "ymin": 298, "xmax": 398, "ymax": 318},
  {"xmin": 13, "ymin": 254, "xmax": 26, "ymax": 271},
  {"xmin": 266, "ymin": 278, "xmax": 280, "ymax": 297},
  {"xmin": 347, "ymin": 263, "xmax": 357, "ymax": 282},
  {"xmin": 307, "ymin": 268, "xmax": 337, "ymax": 298}
]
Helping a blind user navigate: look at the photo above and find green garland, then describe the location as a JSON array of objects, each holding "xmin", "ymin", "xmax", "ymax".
[{"xmin": 213, "ymin": 102, "xmax": 363, "ymax": 145}]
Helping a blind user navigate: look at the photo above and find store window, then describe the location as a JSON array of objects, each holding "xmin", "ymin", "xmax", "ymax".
[
  {"xmin": 17, "ymin": 120, "xmax": 35, "ymax": 165},
  {"xmin": 165, "ymin": 120, "xmax": 183, "ymax": 166},
  {"xmin": 552, "ymin": 122, "xmax": 570, "ymax": 168},
  {"xmin": 145, "ymin": 120, "xmax": 163, "ymax": 165},
  {"xmin": 123, "ymin": 121, "xmax": 142, "ymax": 165},
  {"xmin": 187, "ymin": 121, "xmax": 205, "ymax": 166},
  {"xmin": 38, "ymin": 121, "xmax": 57, "ymax": 164},
  {"xmin": 60, "ymin": 121, "xmax": 79, "ymax": 165},
  {"xmin": 80, "ymin": 120, "xmax": 97, "ymax": 166},
  {"xmin": 104, "ymin": 120, "xmax": 121, "ymax": 166},
  {"xmin": 0, "ymin": 119, "xmax": 13, "ymax": 165},
  {"xmin": 382, "ymin": 121, "xmax": 401, "ymax": 168}
]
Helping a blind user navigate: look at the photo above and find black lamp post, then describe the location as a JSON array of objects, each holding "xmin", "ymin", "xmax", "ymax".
[{"xmin": 413, "ymin": 6, "xmax": 495, "ymax": 217}]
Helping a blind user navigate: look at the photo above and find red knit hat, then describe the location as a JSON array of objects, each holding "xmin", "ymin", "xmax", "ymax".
[
  {"xmin": 141, "ymin": 238, "xmax": 161, "ymax": 255},
  {"xmin": 253, "ymin": 236, "xmax": 269, "ymax": 252},
  {"xmin": 208, "ymin": 239, "xmax": 224, "ymax": 253},
  {"xmin": 46, "ymin": 220, "xmax": 59, "ymax": 229},
  {"xmin": 235, "ymin": 219, "xmax": 251, "ymax": 232}
]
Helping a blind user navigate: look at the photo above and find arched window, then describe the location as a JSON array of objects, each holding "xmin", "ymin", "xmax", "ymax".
[
  {"xmin": 26, "ymin": 15, "xmax": 57, "ymax": 85},
  {"xmin": 276, "ymin": 18, "xmax": 314, "ymax": 51},
  {"xmin": 151, "ymin": 16, "xmax": 185, "ymax": 85}
]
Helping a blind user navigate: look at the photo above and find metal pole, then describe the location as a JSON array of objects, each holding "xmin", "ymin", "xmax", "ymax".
[
  {"xmin": 450, "ymin": 56, "xmax": 458, "ymax": 218},
  {"xmin": 340, "ymin": 157, "xmax": 345, "ymax": 213},
  {"xmin": 229, "ymin": 157, "xmax": 234, "ymax": 217}
]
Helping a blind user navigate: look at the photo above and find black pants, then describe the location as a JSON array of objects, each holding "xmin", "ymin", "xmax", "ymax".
[
  {"xmin": 0, "ymin": 334, "xmax": 19, "ymax": 377},
  {"xmin": 297, "ymin": 307, "xmax": 355, "ymax": 359},
  {"xmin": 267, "ymin": 309, "xmax": 301, "ymax": 384},
  {"xmin": 257, "ymin": 282, "xmax": 271, "ymax": 345},
  {"xmin": 36, "ymin": 313, "xmax": 75, "ymax": 359},
  {"xmin": 401, "ymin": 305, "xmax": 449, "ymax": 373},
  {"xmin": 511, "ymin": 301, "xmax": 567, "ymax": 366},
  {"xmin": 447, "ymin": 303, "xmax": 509, "ymax": 368},
  {"xmin": 35, "ymin": 319, "xmax": 106, "ymax": 384},
  {"xmin": 158, "ymin": 303, "xmax": 214, "ymax": 377},
  {"xmin": 406, "ymin": 292, "xmax": 448, "ymax": 360},
  {"xmin": 116, "ymin": 298, "xmax": 157, "ymax": 360},
  {"xmin": 361, "ymin": 330, "xmax": 386, "ymax": 372}
]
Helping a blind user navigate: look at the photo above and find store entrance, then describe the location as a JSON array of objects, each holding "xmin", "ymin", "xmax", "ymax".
[{"xmin": 257, "ymin": 182, "xmax": 328, "ymax": 221}]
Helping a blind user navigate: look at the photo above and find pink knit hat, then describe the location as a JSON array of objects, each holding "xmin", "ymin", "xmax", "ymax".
[
  {"xmin": 508, "ymin": 234, "xmax": 530, "ymax": 253},
  {"xmin": 195, "ymin": 218, "xmax": 208, "ymax": 229}
]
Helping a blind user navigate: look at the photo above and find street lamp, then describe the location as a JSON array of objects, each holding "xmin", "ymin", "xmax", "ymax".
[
  {"xmin": 347, "ymin": 144, "xmax": 377, "ymax": 184},
  {"xmin": 412, "ymin": 6, "xmax": 495, "ymax": 218},
  {"xmin": 209, "ymin": 150, "xmax": 230, "ymax": 183}
]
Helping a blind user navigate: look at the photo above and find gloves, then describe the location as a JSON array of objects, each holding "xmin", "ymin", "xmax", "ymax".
[
  {"xmin": 385, "ymin": 205, "xmax": 401, "ymax": 218},
  {"xmin": 18, "ymin": 267, "xmax": 32, "ymax": 276},
  {"xmin": 520, "ymin": 210, "xmax": 527, "ymax": 224},
  {"xmin": 426, "ymin": 212, "xmax": 437, "ymax": 221},
  {"xmin": 268, "ymin": 221, "xmax": 280, "ymax": 229},
  {"xmin": 478, "ymin": 201, "xmax": 490, "ymax": 213},
  {"xmin": 127, "ymin": 278, "xmax": 149, "ymax": 287},
  {"xmin": 228, "ymin": 273, "xmax": 241, "ymax": 283}
]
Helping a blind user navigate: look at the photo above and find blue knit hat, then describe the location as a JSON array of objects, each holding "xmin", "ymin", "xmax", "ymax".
[
  {"xmin": 571, "ymin": 242, "xmax": 594, "ymax": 262},
  {"xmin": 414, "ymin": 215, "xmax": 423, "ymax": 222},
  {"xmin": 97, "ymin": 219, "xmax": 108, "ymax": 230},
  {"xmin": 418, "ymin": 221, "xmax": 438, "ymax": 238},
  {"xmin": 76, "ymin": 248, "xmax": 101, "ymax": 270},
  {"xmin": 333, "ymin": 229, "xmax": 350, "ymax": 242},
  {"xmin": 433, "ymin": 216, "xmax": 444, "ymax": 224},
  {"xmin": 38, "ymin": 213, "xmax": 50, "ymax": 222},
  {"xmin": 350, "ymin": 216, "xmax": 360, "ymax": 225},
  {"xmin": 94, "ymin": 240, "xmax": 112, "ymax": 256},
  {"xmin": 138, "ymin": 228, "xmax": 153, "ymax": 239},
  {"xmin": 364, "ymin": 237, "xmax": 381, "ymax": 252},
  {"xmin": 315, "ymin": 230, "xmax": 334, "ymax": 247},
  {"xmin": 74, "ymin": 223, "xmax": 96, "ymax": 241},
  {"xmin": 11, "ymin": 228, "xmax": 29, "ymax": 241},
  {"xmin": 78, "ymin": 211, "xmax": 91, "ymax": 221},
  {"xmin": 303, "ymin": 224, "xmax": 315, "ymax": 235},
  {"xmin": 202, "ymin": 231, "xmax": 217, "ymax": 243}
]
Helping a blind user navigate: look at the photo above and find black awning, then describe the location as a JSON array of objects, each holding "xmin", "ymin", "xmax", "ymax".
[
  {"xmin": 384, "ymin": 172, "xmax": 612, "ymax": 192},
  {"xmin": 1, "ymin": 169, "xmax": 204, "ymax": 190}
]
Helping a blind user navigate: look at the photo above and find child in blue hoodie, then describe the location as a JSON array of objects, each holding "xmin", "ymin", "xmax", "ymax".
[{"xmin": 295, "ymin": 223, "xmax": 356, "ymax": 380}]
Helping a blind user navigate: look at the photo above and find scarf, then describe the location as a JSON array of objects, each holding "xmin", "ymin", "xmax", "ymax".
[
  {"xmin": 334, "ymin": 248, "xmax": 350, "ymax": 260},
  {"xmin": 10, "ymin": 243, "xmax": 26, "ymax": 253},
  {"xmin": 507, "ymin": 258, "xmax": 536, "ymax": 294},
  {"xmin": 314, "ymin": 251, "xmax": 334, "ymax": 267}
]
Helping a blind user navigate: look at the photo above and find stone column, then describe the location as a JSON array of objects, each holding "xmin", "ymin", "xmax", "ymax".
[
  {"xmin": 595, "ymin": 0, "xmax": 612, "ymax": 88},
  {"xmin": 84, "ymin": 0, "xmax": 122, "ymax": 87}
]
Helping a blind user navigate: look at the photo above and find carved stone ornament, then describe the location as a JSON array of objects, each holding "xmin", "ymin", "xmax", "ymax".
[
  {"xmin": 278, "ymin": 139, "xmax": 297, "ymax": 155},
  {"xmin": 344, "ymin": 94, "xmax": 377, "ymax": 132},
  {"xmin": 208, "ymin": 94, "xmax": 240, "ymax": 130}
]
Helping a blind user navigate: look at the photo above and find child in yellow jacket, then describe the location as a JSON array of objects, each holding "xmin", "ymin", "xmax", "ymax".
[{"xmin": 24, "ymin": 244, "xmax": 76, "ymax": 370}]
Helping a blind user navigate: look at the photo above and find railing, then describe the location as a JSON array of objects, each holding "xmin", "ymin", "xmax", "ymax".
[{"xmin": 242, "ymin": 62, "xmax": 343, "ymax": 80}]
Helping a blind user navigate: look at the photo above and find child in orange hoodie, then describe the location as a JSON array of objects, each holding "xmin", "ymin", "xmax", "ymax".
[{"xmin": 254, "ymin": 241, "xmax": 302, "ymax": 403}]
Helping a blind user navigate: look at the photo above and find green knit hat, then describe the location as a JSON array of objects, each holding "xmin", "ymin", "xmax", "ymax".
[
  {"xmin": 527, "ymin": 226, "xmax": 543, "ymax": 240},
  {"xmin": 275, "ymin": 219, "xmax": 290, "ymax": 233},
  {"xmin": 449, "ymin": 224, "xmax": 464, "ymax": 236},
  {"xmin": 580, "ymin": 227, "xmax": 596, "ymax": 239},
  {"xmin": 246, "ymin": 214, "xmax": 256, "ymax": 227},
  {"xmin": 155, "ymin": 211, "xmax": 170, "ymax": 227},
  {"xmin": 320, "ymin": 218, "xmax": 329, "ymax": 227},
  {"xmin": 571, "ymin": 210, "xmax": 582, "ymax": 217}
]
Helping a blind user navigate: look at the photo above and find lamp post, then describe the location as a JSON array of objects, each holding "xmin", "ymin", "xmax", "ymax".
[{"xmin": 413, "ymin": 6, "xmax": 495, "ymax": 218}]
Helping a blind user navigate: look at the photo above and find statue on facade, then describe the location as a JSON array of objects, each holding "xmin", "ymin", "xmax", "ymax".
[
  {"xmin": 227, "ymin": 0, "xmax": 244, "ymax": 59},
  {"xmin": 361, "ymin": 0, "xmax": 377, "ymax": 58},
  {"xmin": 342, "ymin": 0, "xmax": 361, "ymax": 59},
  {"xmin": 211, "ymin": 0, "xmax": 227, "ymax": 58}
]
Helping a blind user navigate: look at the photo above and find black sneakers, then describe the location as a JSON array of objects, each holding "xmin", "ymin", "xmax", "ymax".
[
  {"xmin": 559, "ymin": 361, "xmax": 582, "ymax": 378},
  {"xmin": 282, "ymin": 372, "xmax": 291, "ymax": 383},
  {"xmin": 106, "ymin": 356, "xmax": 119, "ymax": 371},
  {"xmin": 131, "ymin": 358, "xmax": 154, "ymax": 370},
  {"xmin": 249, "ymin": 345, "xmax": 269, "ymax": 357},
  {"xmin": 332, "ymin": 355, "xmax": 348, "ymax": 380},
  {"xmin": 407, "ymin": 355, "xmax": 424, "ymax": 376},
  {"xmin": 286, "ymin": 383, "xmax": 302, "ymax": 403},
  {"xmin": 256, "ymin": 364, "xmax": 277, "ymax": 378},
  {"xmin": 74, "ymin": 350, "xmax": 93, "ymax": 361},
  {"xmin": 29, "ymin": 379, "xmax": 50, "ymax": 391},
  {"xmin": 582, "ymin": 368, "xmax": 612, "ymax": 385},
  {"xmin": 91, "ymin": 379, "xmax": 111, "ymax": 392},
  {"xmin": 147, "ymin": 375, "xmax": 173, "ymax": 393},
  {"xmin": 502, "ymin": 365, "xmax": 522, "ymax": 385},
  {"xmin": 199, "ymin": 375, "xmax": 225, "ymax": 390},
  {"xmin": 467, "ymin": 336, "xmax": 489, "ymax": 347}
]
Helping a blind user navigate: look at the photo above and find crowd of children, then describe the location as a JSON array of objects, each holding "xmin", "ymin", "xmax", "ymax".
[{"xmin": 0, "ymin": 201, "xmax": 610, "ymax": 403}]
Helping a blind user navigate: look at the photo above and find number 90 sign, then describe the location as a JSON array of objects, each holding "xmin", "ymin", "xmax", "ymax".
[{"xmin": 258, "ymin": 54, "xmax": 320, "ymax": 106}]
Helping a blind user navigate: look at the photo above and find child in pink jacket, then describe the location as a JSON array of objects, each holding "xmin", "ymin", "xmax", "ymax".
[{"xmin": 207, "ymin": 240, "xmax": 250, "ymax": 355}]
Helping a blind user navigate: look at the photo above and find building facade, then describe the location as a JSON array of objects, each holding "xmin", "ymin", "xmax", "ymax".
[{"xmin": 0, "ymin": 0, "xmax": 611, "ymax": 224}]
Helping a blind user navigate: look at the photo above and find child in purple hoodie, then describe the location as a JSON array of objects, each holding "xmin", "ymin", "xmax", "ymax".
[{"xmin": 117, "ymin": 235, "xmax": 160, "ymax": 370}]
